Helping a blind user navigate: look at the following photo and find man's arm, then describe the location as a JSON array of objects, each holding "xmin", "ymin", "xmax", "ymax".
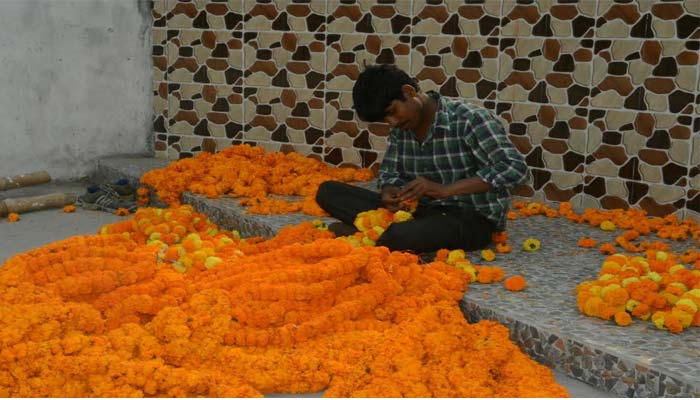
[{"xmin": 397, "ymin": 109, "xmax": 527, "ymax": 202}]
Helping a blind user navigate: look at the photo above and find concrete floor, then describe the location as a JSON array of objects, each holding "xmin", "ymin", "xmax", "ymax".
[{"xmin": 0, "ymin": 183, "xmax": 610, "ymax": 398}]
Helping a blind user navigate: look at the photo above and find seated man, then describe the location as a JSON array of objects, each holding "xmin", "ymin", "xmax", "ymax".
[{"xmin": 316, "ymin": 64, "xmax": 528, "ymax": 253}]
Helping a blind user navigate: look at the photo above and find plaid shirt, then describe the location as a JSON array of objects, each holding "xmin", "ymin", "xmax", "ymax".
[{"xmin": 378, "ymin": 91, "xmax": 528, "ymax": 230}]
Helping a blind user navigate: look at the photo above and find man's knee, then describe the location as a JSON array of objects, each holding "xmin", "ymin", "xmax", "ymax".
[{"xmin": 316, "ymin": 181, "xmax": 341, "ymax": 206}]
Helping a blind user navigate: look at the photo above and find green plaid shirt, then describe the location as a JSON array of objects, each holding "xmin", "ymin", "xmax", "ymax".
[{"xmin": 378, "ymin": 91, "xmax": 528, "ymax": 230}]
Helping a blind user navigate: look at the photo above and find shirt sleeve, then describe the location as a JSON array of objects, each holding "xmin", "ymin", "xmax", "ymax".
[
  {"xmin": 377, "ymin": 131, "xmax": 406, "ymax": 189},
  {"xmin": 466, "ymin": 109, "xmax": 528, "ymax": 190}
]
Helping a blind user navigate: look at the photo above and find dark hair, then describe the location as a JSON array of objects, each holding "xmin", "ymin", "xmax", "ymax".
[{"xmin": 352, "ymin": 64, "xmax": 419, "ymax": 122}]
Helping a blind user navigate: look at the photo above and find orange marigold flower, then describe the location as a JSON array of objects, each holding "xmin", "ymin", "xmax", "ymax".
[
  {"xmin": 7, "ymin": 212, "xmax": 20, "ymax": 222},
  {"xmin": 504, "ymin": 275, "xmax": 527, "ymax": 291},
  {"xmin": 599, "ymin": 243, "xmax": 616, "ymax": 255},
  {"xmin": 495, "ymin": 243, "xmax": 512, "ymax": 253},
  {"xmin": 491, "ymin": 231, "xmax": 508, "ymax": 244},
  {"xmin": 115, "ymin": 208, "xmax": 131, "ymax": 216},
  {"xmin": 435, "ymin": 249, "xmax": 450, "ymax": 262},
  {"xmin": 578, "ymin": 237, "xmax": 597, "ymax": 248},
  {"xmin": 614, "ymin": 311, "xmax": 632, "ymax": 327},
  {"xmin": 63, "ymin": 205, "xmax": 77, "ymax": 213}
]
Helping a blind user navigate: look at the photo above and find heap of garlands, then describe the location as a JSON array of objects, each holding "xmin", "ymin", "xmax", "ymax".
[
  {"xmin": 141, "ymin": 145, "xmax": 373, "ymax": 216},
  {"xmin": 507, "ymin": 200, "xmax": 700, "ymax": 333},
  {"xmin": 0, "ymin": 205, "xmax": 568, "ymax": 397}
]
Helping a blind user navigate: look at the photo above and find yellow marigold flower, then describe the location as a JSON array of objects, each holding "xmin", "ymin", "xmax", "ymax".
[
  {"xmin": 204, "ymin": 256, "xmax": 222, "ymax": 269},
  {"xmin": 393, "ymin": 210, "xmax": 413, "ymax": 223},
  {"xmin": 446, "ymin": 249, "xmax": 466, "ymax": 265},
  {"xmin": 522, "ymin": 238, "xmax": 540, "ymax": 252},
  {"xmin": 600, "ymin": 220, "xmax": 616, "ymax": 231},
  {"xmin": 480, "ymin": 249, "xmax": 496, "ymax": 262}
]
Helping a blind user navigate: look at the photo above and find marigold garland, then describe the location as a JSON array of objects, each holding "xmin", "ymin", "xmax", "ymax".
[
  {"xmin": 0, "ymin": 206, "xmax": 568, "ymax": 397},
  {"xmin": 141, "ymin": 145, "xmax": 373, "ymax": 216}
]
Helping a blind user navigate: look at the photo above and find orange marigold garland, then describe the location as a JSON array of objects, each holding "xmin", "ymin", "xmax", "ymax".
[
  {"xmin": 140, "ymin": 145, "xmax": 373, "ymax": 216},
  {"xmin": 0, "ymin": 207, "xmax": 568, "ymax": 397}
]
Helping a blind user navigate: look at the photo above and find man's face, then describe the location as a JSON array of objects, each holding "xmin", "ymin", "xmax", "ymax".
[
  {"xmin": 382, "ymin": 85, "xmax": 422, "ymax": 131},
  {"xmin": 383, "ymin": 97, "xmax": 421, "ymax": 131}
]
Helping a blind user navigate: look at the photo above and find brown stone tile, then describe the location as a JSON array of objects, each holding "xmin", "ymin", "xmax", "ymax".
[
  {"xmin": 324, "ymin": 146, "xmax": 380, "ymax": 172},
  {"xmin": 412, "ymin": 0, "xmax": 501, "ymax": 36},
  {"xmin": 649, "ymin": 1, "xmax": 700, "ymax": 39},
  {"xmin": 511, "ymin": 167, "xmax": 584, "ymax": 207},
  {"xmin": 502, "ymin": 0, "xmax": 595, "ymax": 38},
  {"xmin": 259, "ymin": 143, "xmax": 324, "ymax": 161},
  {"xmin": 324, "ymin": 91, "xmax": 389, "ymax": 160},
  {"xmin": 153, "ymin": 0, "xmax": 167, "ymax": 28},
  {"xmin": 168, "ymin": 84, "xmax": 243, "ymax": 139},
  {"xmin": 167, "ymin": 30, "xmax": 243, "ymax": 85},
  {"xmin": 634, "ymin": 114, "xmax": 693, "ymax": 188},
  {"xmin": 326, "ymin": 34, "xmax": 410, "ymax": 91},
  {"xmin": 153, "ymin": 28, "xmax": 168, "ymax": 81},
  {"xmin": 686, "ymin": 189, "xmax": 700, "ymax": 221},
  {"xmin": 154, "ymin": 82, "xmax": 168, "ymax": 134},
  {"xmin": 581, "ymin": 175, "xmax": 634, "ymax": 211},
  {"xmin": 689, "ymin": 118, "xmax": 700, "ymax": 191},
  {"xmin": 412, "ymin": 36, "xmax": 498, "ymax": 100},
  {"xmin": 631, "ymin": 182, "xmax": 687, "ymax": 217},
  {"xmin": 591, "ymin": 39, "xmax": 697, "ymax": 113},
  {"xmin": 244, "ymin": 0, "xmax": 326, "ymax": 32},
  {"xmin": 243, "ymin": 87, "xmax": 324, "ymax": 147},
  {"xmin": 497, "ymin": 102, "xmax": 587, "ymax": 175},
  {"xmin": 328, "ymin": 0, "xmax": 411, "ymax": 34},
  {"xmin": 244, "ymin": 32, "xmax": 325, "ymax": 89},
  {"xmin": 499, "ymin": 38, "xmax": 592, "ymax": 106},
  {"xmin": 167, "ymin": 0, "xmax": 244, "ymax": 30},
  {"xmin": 586, "ymin": 109, "xmax": 641, "ymax": 181},
  {"xmin": 596, "ymin": 1, "xmax": 653, "ymax": 39},
  {"xmin": 456, "ymin": 1, "xmax": 502, "ymax": 36}
]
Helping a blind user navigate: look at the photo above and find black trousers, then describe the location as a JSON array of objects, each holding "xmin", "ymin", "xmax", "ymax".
[{"xmin": 315, "ymin": 181, "xmax": 496, "ymax": 253}]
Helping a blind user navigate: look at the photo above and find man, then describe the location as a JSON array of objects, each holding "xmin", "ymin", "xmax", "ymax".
[{"xmin": 316, "ymin": 64, "xmax": 528, "ymax": 253}]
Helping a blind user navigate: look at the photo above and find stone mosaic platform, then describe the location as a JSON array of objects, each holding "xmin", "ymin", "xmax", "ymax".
[
  {"xmin": 95, "ymin": 156, "xmax": 700, "ymax": 397},
  {"xmin": 460, "ymin": 217, "xmax": 700, "ymax": 398}
]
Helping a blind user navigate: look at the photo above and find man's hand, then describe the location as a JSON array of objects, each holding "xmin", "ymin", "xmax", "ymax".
[
  {"xmin": 381, "ymin": 186, "xmax": 403, "ymax": 212},
  {"xmin": 397, "ymin": 177, "xmax": 449, "ymax": 202}
]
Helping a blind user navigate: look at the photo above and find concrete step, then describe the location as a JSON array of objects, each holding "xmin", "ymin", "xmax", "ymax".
[{"xmin": 94, "ymin": 155, "xmax": 698, "ymax": 398}]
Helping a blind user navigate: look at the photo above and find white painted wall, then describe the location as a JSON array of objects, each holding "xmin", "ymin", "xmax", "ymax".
[{"xmin": 0, "ymin": 0, "xmax": 152, "ymax": 181}]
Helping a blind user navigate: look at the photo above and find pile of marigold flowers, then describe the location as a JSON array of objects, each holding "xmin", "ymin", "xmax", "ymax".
[
  {"xmin": 576, "ymin": 251, "xmax": 700, "ymax": 333},
  {"xmin": 141, "ymin": 145, "xmax": 373, "ymax": 216},
  {"xmin": 0, "ymin": 205, "xmax": 568, "ymax": 397},
  {"xmin": 510, "ymin": 200, "xmax": 700, "ymax": 333}
]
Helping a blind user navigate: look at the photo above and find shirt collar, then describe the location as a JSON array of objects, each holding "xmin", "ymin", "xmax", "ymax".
[{"xmin": 420, "ymin": 91, "xmax": 445, "ymax": 143}]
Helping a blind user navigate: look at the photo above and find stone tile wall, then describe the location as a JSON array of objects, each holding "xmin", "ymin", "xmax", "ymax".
[{"xmin": 152, "ymin": 0, "xmax": 700, "ymax": 218}]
